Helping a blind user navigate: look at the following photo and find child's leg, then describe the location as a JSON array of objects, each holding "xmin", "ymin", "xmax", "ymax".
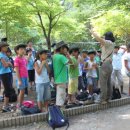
[
  {"xmin": 36, "ymin": 83, "xmax": 44, "ymax": 111},
  {"xmin": 87, "ymin": 78, "xmax": 93, "ymax": 95},
  {"xmin": 68, "ymin": 94, "xmax": 72, "ymax": 104},
  {"xmin": 18, "ymin": 89, "xmax": 25, "ymax": 105},
  {"xmin": 37, "ymin": 101, "xmax": 43, "ymax": 111},
  {"xmin": 44, "ymin": 101, "xmax": 49, "ymax": 111},
  {"xmin": 25, "ymin": 87, "xmax": 28, "ymax": 95}
]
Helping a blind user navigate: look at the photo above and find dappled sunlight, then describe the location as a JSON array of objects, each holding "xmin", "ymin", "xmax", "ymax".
[{"xmin": 118, "ymin": 114, "xmax": 130, "ymax": 119}]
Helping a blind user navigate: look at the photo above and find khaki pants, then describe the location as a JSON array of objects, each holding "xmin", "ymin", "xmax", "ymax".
[
  {"xmin": 99, "ymin": 60, "xmax": 113, "ymax": 101},
  {"xmin": 56, "ymin": 84, "xmax": 66, "ymax": 106}
]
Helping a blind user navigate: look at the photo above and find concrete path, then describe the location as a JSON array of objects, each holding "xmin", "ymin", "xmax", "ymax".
[{"xmin": 1, "ymin": 104, "xmax": 130, "ymax": 130}]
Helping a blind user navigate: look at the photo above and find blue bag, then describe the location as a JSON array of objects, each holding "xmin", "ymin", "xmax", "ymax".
[{"xmin": 48, "ymin": 105, "xmax": 69, "ymax": 130}]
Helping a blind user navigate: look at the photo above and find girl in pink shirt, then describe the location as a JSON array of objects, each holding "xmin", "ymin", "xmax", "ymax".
[{"xmin": 14, "ymin": 44, "xmax": 28, "ymax": 110}]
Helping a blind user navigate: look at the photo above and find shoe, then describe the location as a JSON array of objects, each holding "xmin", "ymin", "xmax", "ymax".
[
  {"xmin": 93, "ymin": 93, "xmax": 101, "ymax": 103},
  {"xmin": 2, "ymin": 106, "xmax": 11, "ymax": 113},
  {"xmin": 88, "ymin": 94, "xmax": 92, "ymax": 99}
]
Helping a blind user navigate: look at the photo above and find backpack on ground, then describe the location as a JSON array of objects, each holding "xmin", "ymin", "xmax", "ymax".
[
  {"xmin": 112, "ymin": 86, "xmax": 121, "ymax": 100},
  {"xmin": 48, "ymin": 105, "xmax": 69, "ymax": 130},
  {"xmin": 76, "ymin": 91, "xmax": 89, "ymax": 101},
  {"xmin": 21, "ymin": 105, "xmax": 41, "ymax": 115},
  {"xmin": 22, "ymin": 100, "xmax": 35, "ymax": 108}
]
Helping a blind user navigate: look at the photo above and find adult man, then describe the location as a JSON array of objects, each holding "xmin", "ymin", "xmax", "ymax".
[
  {"xmin": 112, "ymin": 46, "xmax": 126, "ymax": 94},
  {"xmin": 53, "ymin": 41, "xmax": 71, "ymax": 107}
]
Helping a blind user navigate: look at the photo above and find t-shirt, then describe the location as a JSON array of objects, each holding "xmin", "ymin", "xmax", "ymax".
[
  {"xmin": 95, "ymin": 56, "xmax": 101, "ymax": 66},
  {"xmin": 27, "ymin": 56, "xmax": 34, "ymax": 70},
  {"xmin": 101, "ymin": 40, "xmax": 114, "ymax": 61},
  {"xmin": 35, "ymin": 60, "xmax": 50, "ymax": 83},
  {"xmin": 68, "ymin": 56, "xmax": 79, "ymax": 79},
  {"xmin": 86, "ymin": 60, "xmax": 97, "ymax": 78},
  {"xmin": 124, "ymin": 52, "xmax": 130, "ymax": 74},
  {"xmin": 0, "ymin": 52, "xmax": 11, "ymax": 74},
  {"xmin": 83, "ymin": 57, "xmax": 89, "ymax": 73},
  {"xmin": 14, "ymin": 56, "xmax": 28, "ymax": 78},
  {"xmin": 112, "ymin": 52, "xmax": 123, "ymax": 70},
  {"xmin": 53, "ymin": 53, "xmax": 68, "ymax": 84}
]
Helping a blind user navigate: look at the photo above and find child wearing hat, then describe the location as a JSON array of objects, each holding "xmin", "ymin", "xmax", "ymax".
[
  {"xmin": 14, "ymin": 44, "xmax": 28, "ymax": 111},
  {"xmin": 0, "ymin": 42, "xmax": 13, "ymax": 112},
  {"xmin": 34, "ymin": 50, "xmax": 51, "ymax": 112},
  {"xmin": 84, "ymin": 50, "xmax": 98, "ymax": 96}
]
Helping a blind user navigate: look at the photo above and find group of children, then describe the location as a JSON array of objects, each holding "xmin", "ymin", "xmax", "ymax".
[{"xmin": 0, "ymin": 40, "xmax": 101, "ymax": 112}]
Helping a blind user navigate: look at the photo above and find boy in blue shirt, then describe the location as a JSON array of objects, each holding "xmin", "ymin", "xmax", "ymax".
[{"xmin": 0, "ymin": 42, "xmax": 13, "ymax": 112}]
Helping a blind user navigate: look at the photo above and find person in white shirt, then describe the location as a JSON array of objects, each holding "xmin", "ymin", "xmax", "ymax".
[
  {"xmin": 84, "ymin": 50, "xmax": 98, "ymax": 95},
  {"xmin": 111, "ymin": 46, "xmax": 126, "ymax": 94},
  {"xmin": 34, "ymin": 50, "xmax": 51, "ymax": 112}
]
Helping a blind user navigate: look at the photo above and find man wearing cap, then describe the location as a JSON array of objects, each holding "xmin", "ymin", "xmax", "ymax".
[
  {"xmin": 0, "ymin": 42, "xmax": 13, "ymax": 112},
  {"xmin": 53, "ymin": 41, "xmax": 72, "ymax": 107}
]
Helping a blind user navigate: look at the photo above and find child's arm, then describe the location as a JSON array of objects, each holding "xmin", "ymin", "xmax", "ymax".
[
  {"xmin": 84, "ymin": 62, "xmax": 92, "ymax": 70},
  {"xmin": 15, "ymin": 67, "xmax": 22, "ymax": 86},
  {"xmin": 45, "ymin": 62, "xmax": 50, "ymax": 74},
  {"xmin": 34, "ymin": 60, "xmax": 46, "ymax": 75},
  {"xmin": 0, "ymin": 58, "xmax": 12, "ymax": 68}
]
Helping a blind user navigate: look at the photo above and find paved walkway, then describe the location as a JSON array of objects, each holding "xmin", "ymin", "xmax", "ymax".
[{"xmin": 1, "ymin": 104, "xmax": 130, "ymax": 130}]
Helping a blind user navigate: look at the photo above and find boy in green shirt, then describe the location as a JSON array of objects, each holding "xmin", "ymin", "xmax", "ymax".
[
  {"xmin": 68, "ymin": 47, "xmax": 79, "ymax": 104},
  {"xmin": 53, "ymin": 41, "xmax": 72, "ymax": 107}
]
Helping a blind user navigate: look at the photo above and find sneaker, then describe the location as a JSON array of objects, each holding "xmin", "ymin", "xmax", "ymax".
[
  {"xmin": 93, "ymin": 93, "xmax": 101, "ymax": 103},
  {"xmin": 88, "ymin": 94, "xmax": 92, "ymax": 99},
  {"xmin": 2, "ymin": 106, "xmax": 11, "ymax": 113}
]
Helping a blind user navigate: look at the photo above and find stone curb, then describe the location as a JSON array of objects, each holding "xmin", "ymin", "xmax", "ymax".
[{"xmin": 0, "ymin": 97, "xmax": 130, "ymax": 128}]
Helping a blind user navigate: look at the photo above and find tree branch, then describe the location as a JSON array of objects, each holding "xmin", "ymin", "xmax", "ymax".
[{"xmin": 37, "ymin": 11, "xmax": 48, "ymax": 40}]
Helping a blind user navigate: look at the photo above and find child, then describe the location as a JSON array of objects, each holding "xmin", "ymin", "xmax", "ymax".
[
  {"xmin": 6, "ymin": 47, "xmax": 14, "ymax": 86},
  {"xmin": 26, "ymin": 48, "xmax": 35, "ymax": 89},
  {"xmin": 14, "ymin": 44, "xmax": 28, "ymax": 110},
  {"xmin": 84, "ymin": 50, "xmax": 98, "ymax": 96},
  {"xmin": 68, "ymin": 47, "xmax": 79, "ymax": 104},
  {"xmin": 0, "ymin": 42, "xmax": 13, "ymax": 112},
  {"xmin": 34, "ymin": 50, "xmax": 51, "ymax": 112}
]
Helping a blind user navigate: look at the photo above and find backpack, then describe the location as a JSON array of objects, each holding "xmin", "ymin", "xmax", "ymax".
[
  {"xmin": 76, "ymin": 91, "xmax": 89, "ymax": 101},
  {"xmin": 48, "ymin": 105, "xmax": 69, "ymax": 130},
  {"xmin": 21, "ymin": 105, "xmax": 41, "ymax": 115},
  {"xmin": 22, "ymin": 100, "xmax": 35, "ymax": 108},
  {"xmin": 112, "ymin": 86, "xmax": 121, "ymax": 100}
]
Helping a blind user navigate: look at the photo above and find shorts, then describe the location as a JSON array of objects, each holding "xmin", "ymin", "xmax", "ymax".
[
  {"xmin": 0, "ymin": 73, "xmax": 12, "ymax": 97},
  {"xmin": 36, "ymin": 82, "xmax": 51, "ymax": 102},
  {"xmin": 87, "ymin": 77, "xmax": 97, "ymax": 89},
  {"xmin": 56, "ymin": 84, "xmax": 67, "ymax": 106},
  {"xmin": 16, "ymin": 77, "xmax": 28, "ymax": 90},
  {"xmin": 68, "ymin": 78, "xmax": 78, "ymax": 95},
  {"xmin": 28, "ymin": 69, "xmax": 35, "ymax": 82}
]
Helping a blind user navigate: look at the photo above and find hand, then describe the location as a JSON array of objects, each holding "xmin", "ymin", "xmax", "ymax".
[
  {"xmin": 28, "ymin": 53, "xmax": 32, "ymax": 57},
  {"xmin": 66, "ymin": 52, "xmax": 70, "ymax": 59},
  {"xmin": 18, "ymin": 80, "xmax": 22, "ymax": 86},
  {"xmin": 42, "ymin": 60, "xmax": 46, "ymax": 65},
  {"xmin": 8, "ymin": 62, "xmax": 12, "ymax": 67}
]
